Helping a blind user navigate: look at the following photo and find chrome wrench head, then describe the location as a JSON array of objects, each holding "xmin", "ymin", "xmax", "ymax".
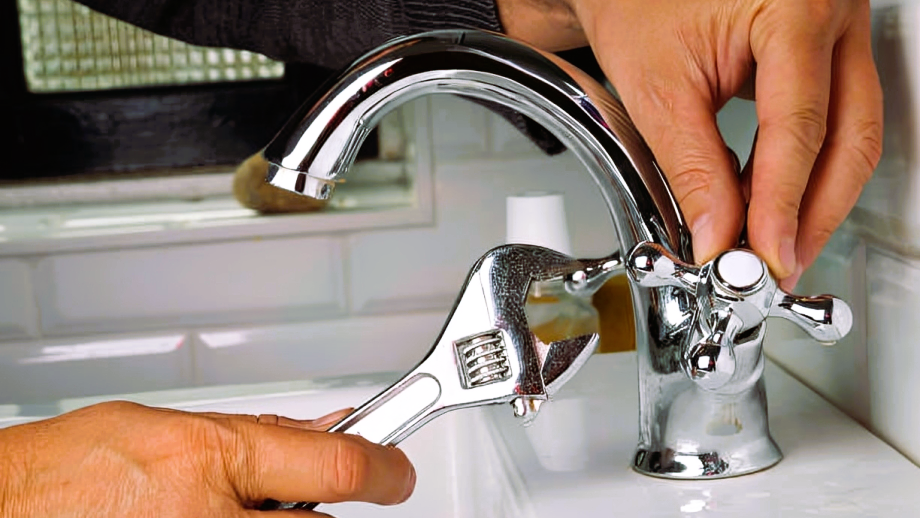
[{"xmin": 260, "ymin": 243, "xmax": 623, "ymax": 510}]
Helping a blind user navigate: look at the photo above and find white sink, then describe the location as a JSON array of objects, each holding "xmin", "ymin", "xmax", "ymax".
[
  {"xmin": 488, "ymin": 353, "xmax": 920, "ymax": 517},
  {"xmin": 4, "ymin": 352, "xmax": 920, "ymax": 516}
]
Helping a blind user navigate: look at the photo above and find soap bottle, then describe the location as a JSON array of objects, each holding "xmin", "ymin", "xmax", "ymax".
[
  {"xmin": 505, "ymin": 192, "xmax": 600, "ymax": 346},
  {"xmin": 592, "ymin": 272, "xmax": 636, "ymax": 353}
]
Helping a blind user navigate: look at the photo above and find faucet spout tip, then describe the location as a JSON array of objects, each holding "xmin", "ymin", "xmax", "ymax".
[{"xmin": 266, "ymin": 162, "xmax": 337, "ymax": 200}]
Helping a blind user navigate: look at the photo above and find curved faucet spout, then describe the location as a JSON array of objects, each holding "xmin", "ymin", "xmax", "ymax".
[
  {"xmin": 262, "ymin": 29, "xmax": 785, "ymax": 480},
  {"xmin": 263, "ymin": 30, "xmax": 690, "ymax": 255}
]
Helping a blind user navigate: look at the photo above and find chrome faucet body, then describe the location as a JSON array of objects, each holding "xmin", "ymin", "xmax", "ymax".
[{"xmin": 262, "ymin": 30, "xmax": 851, "ymax": 481}]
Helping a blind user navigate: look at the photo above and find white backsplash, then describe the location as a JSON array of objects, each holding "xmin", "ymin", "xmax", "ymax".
[
  {"xmin": 865, "ymin": 250, "xmax": 920, "ymax": 464},
  {"xmin": 34, "ymin": 236, "xmax": 348, "ymax": 336},
  {"xmin": 0, "ymin": 332, "xmax": 192, "ymax": 406},
  {"xmin": 0, "ymin": 94, "xmax": 615, "ymax": 407},
  {"xmin": 0, "ymin": 259, "xmax": 39, "ymax": 340},
  {"xmin": 853, "ymin": 2, "xmax": 920, "ymax": 255},
  {"xmin": 2, "ymin": 1, "xmax": 920, "ymax": 470},
  {"xmin": 763, "ymin": 231, "xmax": 871, "ymax": 426}
]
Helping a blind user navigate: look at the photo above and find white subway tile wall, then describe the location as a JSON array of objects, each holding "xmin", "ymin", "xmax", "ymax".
[
  {"xmin": 852, "ymin": 3, "xmax": 920, "ymax": 255},
  {"xmin": 33, "ymin": 236, "xmax": 346, "ymax": 336},
  {"xmin": 866, "ymin": 249, "xmax": 920, "ymax": 463},
  {"xmin": 489, "ymin": 112, "xmax": 546, "ymax": 157},
  {"xmin": 192, "ymin": 311, "xmax": 445, "ymax": 386},
  {"xmin": 429, "ymin": 94, "xmax": 492, "ymax": 160},
  {"xmin": 758, "ymin": 0, "xmax": 920, "ymax": 465},
  {"xmin": 349, "ymin": 154, "xmax": 616, "ymax": 315},
  {"xmin": 764, "ymin": 231, "xmax": 871, "ymax": 426},
  {"xmin": 0, "ymin": 259, "xmax": 39, "ymax": 340},
  {"xmin": 0, "ymin": 332, "xmax": 192, "ymax": 404}
]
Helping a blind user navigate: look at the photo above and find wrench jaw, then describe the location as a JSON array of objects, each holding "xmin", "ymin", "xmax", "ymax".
[
  {"xmin": 416, "ymin": 244, "xmax": 584, "ymax": 424},
  {"xmin": 463, "ymin": 244, "xmax": 609, "ymax": 422},
  {"xmin": 336, "ymin": 243, "xmax": 611, "ymax": 439},
  {"xmin": 259, "ymin": 244, "xmax": 615, "ymax": 511}
]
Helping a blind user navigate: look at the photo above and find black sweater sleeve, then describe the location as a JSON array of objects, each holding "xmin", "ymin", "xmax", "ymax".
[
  {"xmin": 73, "ymin": 0, "xmax": 503, "ymax": 70},
  {"xmin": 72, "ymin": 0, "xmax": 565, "ymax": 155}
]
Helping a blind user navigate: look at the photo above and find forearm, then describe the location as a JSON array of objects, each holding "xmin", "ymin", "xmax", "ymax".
[
  {"xmin": 74, "ymin": 0, "xmax": 504, "ymax": 69},
  {"xmin": 70, "ymin": 0, "xmax": 585, "ymax": 157},
  {"xmin": 495, "ymin": 0, "xmax": 587, "ymax": 51},
  {"xmin": 0, "ymin": 427, "xmax": 27, "ymax": 518}
]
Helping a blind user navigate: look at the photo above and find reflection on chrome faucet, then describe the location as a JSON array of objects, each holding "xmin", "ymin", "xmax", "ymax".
[{"xmin": 260, "ymin": 29, "xmax": 853, "ymax": 481}]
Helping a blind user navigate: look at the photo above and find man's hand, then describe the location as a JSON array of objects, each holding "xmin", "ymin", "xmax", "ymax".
[
  {"xmin": 0, "ymin": 401, "xmax": 415, "ymax": 517},
  {"xmin": 498, "ymin": 0, "xmax": 883, "ymax": 289}
]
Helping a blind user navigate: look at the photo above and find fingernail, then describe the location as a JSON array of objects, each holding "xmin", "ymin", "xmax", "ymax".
[
  {"xmin": 779, "ymin": 236, "xmax": 797, "ymax": 278},
  {"xmin": 691, "ymin": 214, "xmax": 716, "ymax": 264}
]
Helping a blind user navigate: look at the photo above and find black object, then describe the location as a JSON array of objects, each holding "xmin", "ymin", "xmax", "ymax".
[{"xmin": 1, "ymin": 0, "xmax": 605, "ymax": 182}]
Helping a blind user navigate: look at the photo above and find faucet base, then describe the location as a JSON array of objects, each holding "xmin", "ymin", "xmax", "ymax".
[
  {"xmin": 632, "ymin": 441, "xmax": 782, "ymax": 479},
  {"xmin": 631, "ymin": 375, "xmax": 783, "ymax": 479}
]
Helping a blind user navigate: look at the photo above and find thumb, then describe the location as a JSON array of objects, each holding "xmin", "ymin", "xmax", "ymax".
[
  {"xmin": 626, "ymin": 85, "xmax": 745, "ymax": 263},
  {"xmin": 226, "ymin": 421, "xmax": 415, "ymax": 506}
]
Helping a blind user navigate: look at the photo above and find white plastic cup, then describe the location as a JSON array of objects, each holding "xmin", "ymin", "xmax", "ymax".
[
  {"xmin": 524, "ymin": 398, "xmax": 589, "ymax": 472},
  {"xmin": 506, "ymin": 191, "xmax": 573, "ymax": 255}
]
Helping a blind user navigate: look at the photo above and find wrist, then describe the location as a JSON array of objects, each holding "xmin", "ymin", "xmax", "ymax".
[{"xmin": 495, "ymin": 0, "xmax": 587, "ymax": 51}]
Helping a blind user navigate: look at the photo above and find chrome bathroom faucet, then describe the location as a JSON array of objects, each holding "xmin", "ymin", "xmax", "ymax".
[{"xmin": 260, "ymin": 30, "xmax": 852, "ymax": 483}]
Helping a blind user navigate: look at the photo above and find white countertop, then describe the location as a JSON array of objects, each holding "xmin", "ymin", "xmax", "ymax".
[{"xmin": 489, "ymin": 353, "xmax": 920, "ymax": 517}]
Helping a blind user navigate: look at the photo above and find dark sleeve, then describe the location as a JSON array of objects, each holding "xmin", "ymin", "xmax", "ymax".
[
  {"xmin": 73, "ymin": 0, "xmax": 566, "ymax": 155},
  {"xmin": 72, "ymin": 0, "xmax": 502, "ymax": 70}
]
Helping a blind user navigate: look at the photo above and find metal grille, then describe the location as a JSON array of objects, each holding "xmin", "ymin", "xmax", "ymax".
[{"xmin": 17, "ymin": 0, "xmax": 285, "ymax": 93}]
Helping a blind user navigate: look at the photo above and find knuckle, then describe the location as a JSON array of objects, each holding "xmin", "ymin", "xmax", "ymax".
[
  {"xmin": 811, "ymin": 224, "xmax": 836, "ymax": 248},
  {"xmin": 669, "ymin": 166, "xmax": 713, "ymax": 209},
  {"xmin": 198, "ymin": 417, "xmax": 257, "ymax": 495},
  {"xmin": 805, "ymin": 0, "xmax": 837, "ymax": 28},
  {"xmin": 770, "ymin": 106, "xmax": 828, "ymax": 159},
  {"xmin": 93, "ymin": 400, "xmax": 142, "ymax": 413},
  {"xmin": 850, "ymin": 119, "xmax": 884, "ymax": 179},
  {"xmin": 179, "ymin": 414, "xmax": 242, "ymax": 478},
  {"xmin": 325, "ymin": 438, "xmax": 373, "ymax": 499},
  {"xmin": 666, "ymin": 147, "xmax": 723, "ymax": 209},
  {"xmin": 770, "ymin": 183, "xmax": 804, "ymax": 216},
  {"xmin": 642, "ymin": 77, "xmax": 676, "ymax": 111},
  {"xmin": 751, "ymin": 183, "xmax": 802, "ymax": 224},
  {"xmin": 70, "ymin": 400, "xmax": 143, "ymax": 423},
  {"xmin": 633, "ymin": 76, "xmax": 682, "ymax": 125}
]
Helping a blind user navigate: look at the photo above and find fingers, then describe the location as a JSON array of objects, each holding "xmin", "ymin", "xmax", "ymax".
[
  {"xmin": 495, "ymin": 0, "xmax": 588, "ymax": 51},
  {"xmin": 254, "ymin": 408, "xmax": 353, "ymax": 431},
  {"xmin": 299, "ymin": 408, "xmax": 354, "ymax": 431},
  {"xmin": 746, "ymin": 6, "xmax": 837, "ymax": 279},
  {"xmin": 572, "ymin": 0, "xmax": 764, "ymax": 264},
  {"xmin": 785, "ymin": 4, "xmax": 882, "ymax": 290},
  {"xmin": 183, "ymin": 408, "xmax": 353, "ymax": 431},
  {"xmin": 636, "ymin": 85, "xmax": 747, "ymax": 263},
  {"xmin": 225, "ymin": 422, "xmax": 415, "ymax": 506}
]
